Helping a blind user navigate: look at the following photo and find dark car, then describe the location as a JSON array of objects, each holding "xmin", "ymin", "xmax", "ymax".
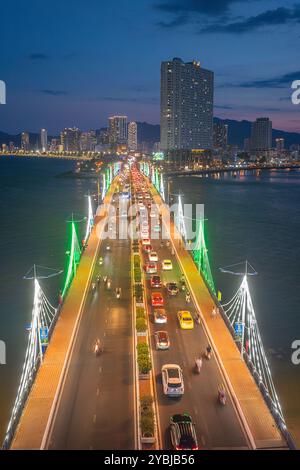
[
  {"xmin": 170, "ymin": 413, "xmax": 198, "ymax": 450},
  {"xmin": 150, "ymin": 275, "xmax": 162, "ymax": 288},
  {"xmin": 166, "ymin": 282, "xmax": 179, "ymax": 296}
]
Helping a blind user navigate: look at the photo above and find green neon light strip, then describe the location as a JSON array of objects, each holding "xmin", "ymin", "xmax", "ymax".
[
  {"xmin": 192, "ymin": 220, "xmax": 216, "ymax": 294},
  {"xmin": 62, "ymin": 222, "xmax": 81, "ymax": 298}
]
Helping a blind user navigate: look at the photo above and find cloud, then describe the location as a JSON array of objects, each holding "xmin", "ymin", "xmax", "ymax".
[
  {"xmin": 234, "ymin": 71, "xmax": 300, "ymax": 89},
  {"xmin": 40, "ymin": 89, "xmax": 68, "ymax": 96},
  {"xmin": 155, "ymin": 0, "xmax": 241, "ymax": 16},
  {"xmin": 215, "ymin": 104, "xmax": 233, "ymax": 109},
  {"xmin": 100, "ymin": 96, "xmax": 158, "ymax": 104},
  {"xmin": 201, "ymin": 6, "xmax": 300, "ymax": 34},
  {"xmin": 29, "ymin": 53, "xmax": 50, "ymax": 60},
  {"xmin": 155, "ymin": 0, "xmax": 255, "ymax": 28}
]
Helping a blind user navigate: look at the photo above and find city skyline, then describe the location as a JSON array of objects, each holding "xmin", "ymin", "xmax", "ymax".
[{"xmin": 0, "ymin": 1, "xmax": 299, "ymax": 134}]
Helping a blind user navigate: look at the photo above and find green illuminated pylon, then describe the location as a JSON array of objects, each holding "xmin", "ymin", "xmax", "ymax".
[
  {"xmin": 160, "ymin": 173, "xmax": 165, "ymax": 201},
  {"xmin": 192, "ymin": 220, "xmax": 216, "ymax": 294},
  {"xmin": 62, "ymin": 221, "xmax": 81, "ymax": 297}
]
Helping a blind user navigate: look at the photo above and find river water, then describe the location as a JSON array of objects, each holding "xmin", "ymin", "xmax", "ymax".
[{"xmin": 0, "ymin": 158, "xmax": 299, "ymax": 445}]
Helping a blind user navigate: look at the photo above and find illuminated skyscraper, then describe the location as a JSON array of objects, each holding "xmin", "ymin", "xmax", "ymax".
[
  {"xmin": 108, "ymin": 116, "xmax": 128, "ymax": 145},
  {"xmin": 40, "ymin": 128, "xmax": 48, "ymax": 152},
  {"xmin": 21, "ymin": 132, "xmax": 29, "ymax": 151},
  {"xmin": 128, "ymin": 121, "xmax": 137, "ymax": 151},
  {"xmin": 251, "ymin": 118, "xmax": 272, "ymax": 152},
  {"xmin": 60, "ymin": 127, "xmax": 81, "ymax": 152},
  {"xmin": 160, "ymin": 57, "xmax": 214, "ymax": 151}
]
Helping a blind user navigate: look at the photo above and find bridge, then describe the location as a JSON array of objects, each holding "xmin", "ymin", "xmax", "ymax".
[{"xmin": 2, "ymin": 161, "xmax": 296, "ymax": 450}]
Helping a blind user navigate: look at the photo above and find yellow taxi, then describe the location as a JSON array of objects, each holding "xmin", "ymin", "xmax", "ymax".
[{"xmin": 177, "ymin": 310, "xmax": 194, "ymax": 330}]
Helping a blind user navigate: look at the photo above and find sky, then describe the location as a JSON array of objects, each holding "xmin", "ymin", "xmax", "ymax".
[{"xmin": 0, "ymin": 0, "xmax": 299, "ymax": 134}]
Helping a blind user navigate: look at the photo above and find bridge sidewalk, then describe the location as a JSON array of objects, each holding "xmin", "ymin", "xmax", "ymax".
[
  {"xmin": 11, "ymin": 183, "xmax": 116, "ymax": 449},
  {"xmin": 151, "ymin": 186, "xmax": 287, "ymax": 450}
]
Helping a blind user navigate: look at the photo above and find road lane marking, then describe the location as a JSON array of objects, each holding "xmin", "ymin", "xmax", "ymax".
[
  {"xmin": 96, "ymin": 388, "xmax": 100, "ymax": 396},
  {"xmin": 93, "ymin": 414, "xmax": 97, "ymax": 424},
  {"xmin": 99, "ymin": 366, "xmax": 102, "ymax": 373}
]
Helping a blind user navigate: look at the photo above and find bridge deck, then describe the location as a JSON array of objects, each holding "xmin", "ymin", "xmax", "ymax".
[
  {"xmin": 151, "ymin": 185, "xmax": 287, "ymax": 450},
  {"xmin": 11, "ymin": 183, "xmax": 115, "ymax": 449}
]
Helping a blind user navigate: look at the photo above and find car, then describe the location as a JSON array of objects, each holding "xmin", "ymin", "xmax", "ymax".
[
  {"xmin": 155, "ymin": 331, "xmax": 170, "ymax": 350},
  {"xmin": 151, "ymin": 292, "xmax": 164, "ymax": 307},
  {"xmin": 150, "ymin": 275, "xmax": 162, "ymax": 288},
  {"xmin": 154, "ymin": 308, "xmax": 167, "ymax": 324},
  {"xmin": 162, "ymin": 259, "xmax": 173, "ymax": 270},
  {"xmin": 166, "ymin": 282, "xmax": 179, "ymax": 296},
  {"xmin": 149, "ymin": 251, "xmax": 158, "ymax": 262},
  {"xmin": 143, "ymin": 244, "xmax": 152, "ymax": 253},
  {"xmin": 178, "ymin": 310, "xmax": 194, "ymax": 330},
  {"xmin": 142, "ymin": 238, "xmax": 151, "ymax": 246},
  {"xmin": 145, "ymin": 262, "xmax": 157, "ymax": 274},
  {"xmin": 161, "ymin": 364, "xmax": 184, "ymax": 397},
  {"xmin": 170, "ymin": 413, "xmax": 198, "ymax": 450}
]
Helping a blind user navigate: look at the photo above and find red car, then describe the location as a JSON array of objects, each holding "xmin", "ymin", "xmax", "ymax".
[
  {"xmin": 145, "ymin": 262, "xmax": 157, "ymax": 274},
  {"xmin": 150, "ymin": 275, "xmax": 162, "ymax": 288},
  {"xmin": 143, "ymin": 244, "xmax": 152, "ymax": 253},
  {"xmin": 151, "ymin": 292, "xmax": 164, "ymax": 307}
]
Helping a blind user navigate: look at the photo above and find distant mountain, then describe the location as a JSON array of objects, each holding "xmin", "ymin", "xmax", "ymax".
[
  {"xmin": 136, "ymin": 122, "xmax": 160, "ymax": 144},
  {"xmin": 0, "ymin": 131, "xmax": 55, "ymax": 147},
  {"xmin": 213, "ymin": 117, "xmax": 300, "ymax": 148},
  {"xmin": 1, "ymin": 119, "xmax": 299, "ymax": 149}
]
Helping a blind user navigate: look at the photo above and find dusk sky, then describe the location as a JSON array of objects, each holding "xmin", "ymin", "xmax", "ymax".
[{"xmin": 1, "ymin": 0, "xmax": 300, "ymax": 134}]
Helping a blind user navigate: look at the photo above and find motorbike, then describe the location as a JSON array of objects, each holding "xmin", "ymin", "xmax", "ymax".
[
  {"xmin": 96, "ymin": 275, "xmax": 101, "ymax": 284},
  {"xmin": 98, "ymin": 257, "xmax": 103, "ymax": 266},
  {"xmin": 218, "ymin": 388, "xmax": 227, "ymax": 405},
  {"xmin": 185, "ymin": 292, "xmax": 191, "ymax": 303},
  {"xmin": 195, "ymin": 358, "xmax": 202, "ymax": 374},
  {"xmin": 91, "ymin": 282, "xmax": 96, "ymax": 293},
  {"xmin": 116, "ymin": 288, "xmax": 121, "ymax": 299},
  {"xmin": 106, "ymin": 279, "xmax": 111, "ymax": 290},
  {"xmin": 106, "ymin": 245, "xmax": 111, "ymax": 251},
  {"xmin": 205, "ymin": 346, "xmax": 212, "ymax": 360}
]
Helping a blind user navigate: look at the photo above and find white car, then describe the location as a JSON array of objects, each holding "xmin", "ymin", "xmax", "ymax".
[
  {"xmin": 154, "ymin": 308, "xmax": 167, "ymax": 324},
  {"xmin": 142, "ymin": 238, "xmax": 151, "ymax": 246},
  {"xmin": 162, "ymin": 364, "xmax": 184, "ymax": 397},
  {"xmin": 162, "ymin": 259, "xmax": 173, "ymax": 270},
  {"xmin": 149, "ymin": 251, "xmax": 158, "ymax": 262}
]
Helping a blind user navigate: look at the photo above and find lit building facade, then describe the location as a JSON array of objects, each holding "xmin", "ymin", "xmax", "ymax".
[
  {"xmin": 160, "ymin": 57, "xmax": 214, "ymax": 152},
  {"xmin": 40, "ymin": 128, "xmax": 48, "ymax": 152},
  {"xmin": 108, "ymin": 116, "xmax": 128, "ymax": 145},
  {"xmin": 128, "ymin": 121, "xmax": 138, "ymax": 151},
  {"xmin": 60, "ymin": 127, "xmax": 81, "ymax": 152},
  {"xmin": 251, "ymin": 118, "xmax": 272, "ymax": 152}
]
